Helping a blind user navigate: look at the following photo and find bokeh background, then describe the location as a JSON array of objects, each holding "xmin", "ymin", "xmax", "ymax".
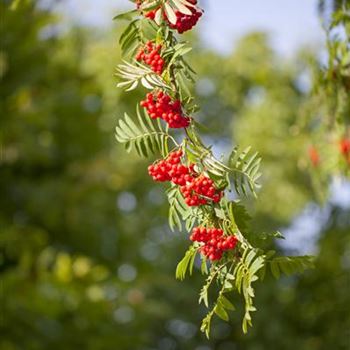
[{"xmin": 1, "ymin": 1, "xmax": 350, "ymax": 349}]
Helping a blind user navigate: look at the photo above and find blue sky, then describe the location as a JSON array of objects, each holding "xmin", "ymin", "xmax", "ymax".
[{"xmin": 56, "ymin": 0, "xmax": 325, "ymax": 56}]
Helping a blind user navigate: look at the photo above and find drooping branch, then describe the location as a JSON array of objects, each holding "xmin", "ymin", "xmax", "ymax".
[{"xmin": 114, "ymin": 0, "xmax": 314, "ymax": 337}]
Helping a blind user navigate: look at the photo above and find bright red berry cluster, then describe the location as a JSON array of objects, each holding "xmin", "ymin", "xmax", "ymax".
[
  {"xmin": 136, "ymin": 41, "xmax": 165, "ymax": 74},
  {"xmin": 180, "ymin": 174, "xmax": 223, "ymax": 206},
  {"xmin": 168, "ymin": 1, "xmax": 203, "ymax": 34},
  {"xmin": 148, "ymin": 150, "xmax": 189, "ymax": 183},
  {"xmin": 148, "ymin": 150, "xmax": 223, "ymax": 206},
  {"xmin": 141, "ymin": 91, "xmax": 190, "ymax": 128},
  {"xmin": 190, "ymin": 226, "xmax": 238, "ymax": 261}
]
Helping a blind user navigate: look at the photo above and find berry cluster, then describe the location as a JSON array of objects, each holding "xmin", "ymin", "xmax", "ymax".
[
  {"xmin": 137, "ymin": 0, "xmax": 202, "ymax": 34},
  {"xmin": 148, "ymin": 151, "xmax": 223, "ymax": 206},
  {"xmin": 180, "ymin": 174, "xmax": 222, "ymax": 206},
  {"xmin": 168, "ymin": 1, "xmax": 203, "ymax": 34},
  {"xmin": 141, "ymin": 91, "xmax": 190, "ymax": 128},
  {"xmin": 340, "ymin": 138, "xmax": 350, "ymax": 157},
  {"xmin": 135, "ymin": 41, "xmax": 165, "ymax": 74},
  {"xmin": 190, "ymin": 226, "xmax": 238, "ymax": 261},
  {"xmin": 148, "ymin": 150, "xmax": 189, "ymax": 184}
]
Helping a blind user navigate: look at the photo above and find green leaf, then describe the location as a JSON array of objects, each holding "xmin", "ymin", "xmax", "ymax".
[
  {"xmin": 115, "ymin": 107, "xmax": 175, "ymax": 158},
  {"xmin": 167, "ymin": 186, "xmax": 192, "ymax": 231},
  {"xmin": 268, "ymin": 256, "xmax": 314, "ymax": 279},
  {"xmin": 214, "ymin": 303, "xmax": 229, "ymax": 321},
  {"xmin": 164, "ymin": 2, "xmax": 177, "ymax": 24},
  {"xmin": 228, "ymin": 146, "xmax": 262, "ymax": 197},
  {"xmin": 168, "ymin": 206, "xmax": 182, "ymax": 231},
  {"xmin": 119, "ymin": 19, "xmax": 140, "ymax": 56},
  {"xmin": 220, "ymin": 295, "xmax": 235, "ymax": 311},
  {"xmin": 228, "ymin": 201, "xmax": 251, "ymax": 233},
  {"xmin": 188, "ymin": 142, "xmax": 261, "ymax": 197},
  {"xmin": 116, "ymin": 61, "xmax": 170, "ymax": 91},
  {"xmin": 200, "ymin": 311, "xmax": 214, "ymax": 339},
  {"xmin": 154, "ymin": 8, "xmax": 163, "ymax": 25},
  {"xmin": 214, "ymin": 208, "xmax": 226, "ymax": 220},
  {"xmin": 199, "ymin": 267, "xmax": 217, "ymax": 307},
  {"xmin": 139, "ymin": 0, "xmax": 161, "ymax": 12},
  {"xmin": 113, "ymin": 9, "xmax": 138, "ymax": 21},
  {"xmin": 167, "ymin": 43, "xmax": 192, "ymax": 66},
  {"xmin": 233, "ymin": 247, "xmax": 265, "ymax": 333},
  {"xmin": 171, "ymin": 0, "xmax": 192, "ymax": 15},
  {"xmin": 175, "ymin": 246, "xmax": 197, "ymax": 280},
  {"xmin": 201, "ymin": 258, "xmax": 208, "ymax": 275}
]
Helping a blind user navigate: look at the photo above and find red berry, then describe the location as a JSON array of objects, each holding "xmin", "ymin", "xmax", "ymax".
[
  {"xmin": 189, "ymin": 227, "xmax": 238, "ymax": 261},
  {"xmin": 135, "ymin": 41, "xmax": 165, "ymax": 74},
  {"xmin": 180, "ymin": 174, "xmax": 223, "ymax": 207},
  {"xmin": 140, "ymin": 91, "xmax": 190, "ymax": 129},
  {"xmin": 166, "ymin": 4, "xmax": 203, "ymax": 33}
]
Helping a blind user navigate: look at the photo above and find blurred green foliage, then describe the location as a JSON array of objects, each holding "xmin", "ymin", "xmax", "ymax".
[{"xmin": 1, "ymin": 1, "xmax": 349, "ymax": 350}]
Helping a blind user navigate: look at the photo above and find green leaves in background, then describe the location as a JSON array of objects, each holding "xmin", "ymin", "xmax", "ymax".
[{"xmin": 2, "ymin": 1, "xmax": 349, "ymax": 349}]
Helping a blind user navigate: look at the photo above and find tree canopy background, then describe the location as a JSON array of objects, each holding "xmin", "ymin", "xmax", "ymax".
[{"xmin": 1, "ymin": 1, "xmax": 349, "ymax": 349}]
